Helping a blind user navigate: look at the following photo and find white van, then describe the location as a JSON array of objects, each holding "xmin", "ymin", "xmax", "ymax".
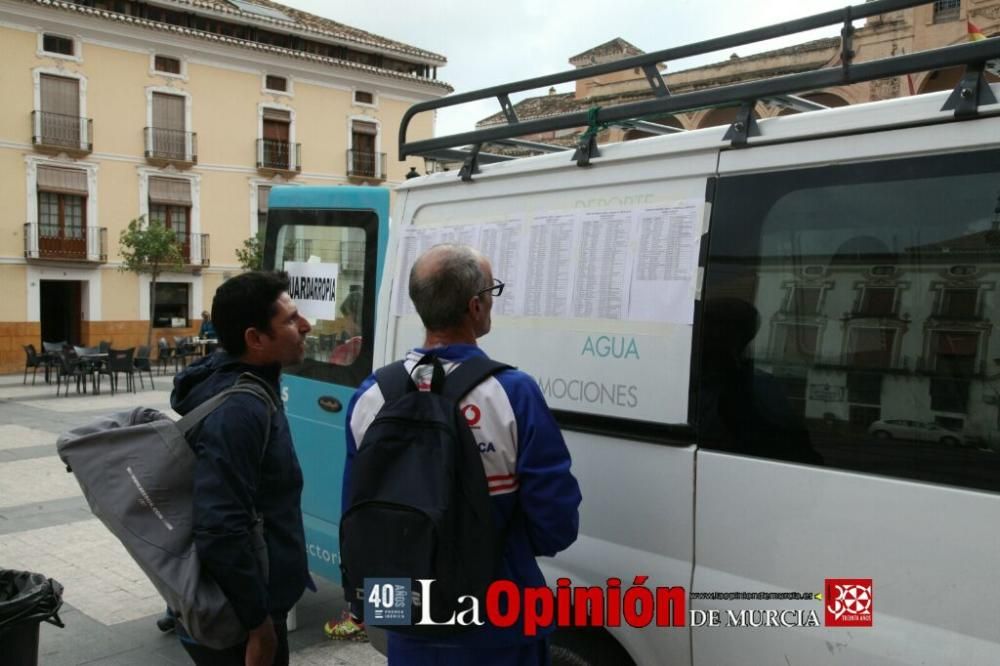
[{"xmin": 378, "ymin": 6, "xmax": 1000, "ymax": 664}]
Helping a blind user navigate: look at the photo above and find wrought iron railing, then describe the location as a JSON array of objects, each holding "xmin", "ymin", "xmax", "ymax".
[
  {"xmin": 31, "ymin": 111, "xmax": 93, "ymax": 153},
  {"xmin": 347, "ymin": 150, "xmax": 387, "ymax": 180},
  {"xmin": 24, "ymin": 223, "xmax": 106, "ymax": 262},
  {"xmin": 173, "ymin": 232, "xmax": 210, "ymax": 266},
  {"xmin": 256, "ymin": 139, "xmax": 301, "ymax": 172},
  {"xmin": 145, "ymin": 127, "xmax": 198, "ymax": 163}
]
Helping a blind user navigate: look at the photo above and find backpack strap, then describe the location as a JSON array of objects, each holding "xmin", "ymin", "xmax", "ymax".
[
  {"xmin": 374, "ymin": 360, "xmax": 414, "ymax": 402},
  {"xmin": 441, "ymin": 356, "xmax": 513, "ymax": 402},
  {"xmin": 177, "ymin": 373, "xmax": 278, "ymax": 440}
]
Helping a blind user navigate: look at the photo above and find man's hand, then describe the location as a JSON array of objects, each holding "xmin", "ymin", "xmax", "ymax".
[{"xmin": 245, "ymin": 615, "xmax": 277, "ymax": 666}]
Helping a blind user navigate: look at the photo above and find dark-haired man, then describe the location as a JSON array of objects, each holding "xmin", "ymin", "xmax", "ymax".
[
  {"xmin": 342, "ymin": 244, "xmax": 581, "ymax": 665},
  {"xmin": 171, "ymin": 271, "xmax": 313, "ymax": 666}
]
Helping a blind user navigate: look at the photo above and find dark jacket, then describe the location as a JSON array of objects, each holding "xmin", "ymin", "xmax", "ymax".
[{"xmin": 172, "ymin": 352, "xmax": 310, "ymax": 631}]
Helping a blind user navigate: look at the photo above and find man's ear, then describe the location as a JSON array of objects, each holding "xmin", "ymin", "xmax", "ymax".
[{"xmin": 244, "ymin": 327, "xmax": 265, "ymax": 352}]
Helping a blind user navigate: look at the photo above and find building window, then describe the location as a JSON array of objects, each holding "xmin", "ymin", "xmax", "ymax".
[
  {"xmin": 37, "ymin": 74, "xmax": 82, "ymax": 148},
  {"xmin": 784, "ymin": 286, "xmax": 821, "ymax": 315},
  {"xmin": 154, "ymin": 55, "xmax": 181, "ymax": 75},
  {"xmin": 42, "ymin": 34, "xmax": 74, "ymax": 56},
  {"xmin": 148, "ymin": 176, "xmax": 192, "ymax": 261},
  {"xmin": 152, "ymin": 282, "xmax": 190, "ymax": 328},
  {"xmin": 35, "ymin": 166, "xmax": 89, "ymax": 259},
  {"xmin": 354, "ymin": 90, "xmax": 374, "ymax": 105},
  {"xmin": 933, "ymin": 0, "xmax": 961, "ymax": 23},
  {"xmin": 938, "ymin": 288, "xmax": 978, "ymax": 319},
  {"xmin": 265, "ymin": 75, "xmax": 288, "ymax": 92},
  {"xmin": 774, "ymin": 324, "xmax": 819, "ymax": 364},
  {"xmin": 261, "ymin": 108, "xmax": 292, "ymax": 169},
  {"xmin": 149, "ymin": 92, "xmax": 188, "ymax": 160},
  {"xmin": 847, "ymin": 327, "xmax": 896, "ymax": 368},
  {"xmin": 350, "ymin": 120, "xmax": 380, "ymax": 177},
  {"xmin": 856, "ymin": 286, "xmax": 896, "ymax": 317}
]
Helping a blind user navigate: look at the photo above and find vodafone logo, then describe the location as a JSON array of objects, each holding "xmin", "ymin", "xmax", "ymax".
[{"xmin": 463, "ymin": 404, "xmax": 482, "ymax": 427}]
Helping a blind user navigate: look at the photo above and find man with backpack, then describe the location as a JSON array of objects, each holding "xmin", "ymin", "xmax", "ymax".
[
  {"xmin": 171, "ymin": 271, "xmax": 314, "ymax": 665},
  {"xmin": 340, "ymin": 244, "xmax": 582, "ymax": 665}
]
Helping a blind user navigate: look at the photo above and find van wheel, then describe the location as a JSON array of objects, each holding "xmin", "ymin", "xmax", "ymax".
[
  {"xmin": 550, "ymin": 628, "xmax": 635, "ymax": 666},
  {"xmin": 940, "ymin": 435, "xmax": 959, "ymax": 447},
  {"xmin": 872, "ymin": 430, "xmax": 891, "ymax": 439}
]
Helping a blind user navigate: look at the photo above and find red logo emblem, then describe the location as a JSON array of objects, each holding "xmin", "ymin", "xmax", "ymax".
[
  {"xmin": 825, "ymin": 579, "xmax": 873, "ymax": 627},
  {"xmin": 463, "ymin": 404, "xmax": 482, "ymax": 427}
]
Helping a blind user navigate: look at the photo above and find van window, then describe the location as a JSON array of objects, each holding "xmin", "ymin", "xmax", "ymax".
[
  {"xmin": 700, "ymin": 149, "xmax": 1000, "ymax": 492},
  {"xmin": 266, "ymin": 210, "xmax": 377, "ymax": 386}
]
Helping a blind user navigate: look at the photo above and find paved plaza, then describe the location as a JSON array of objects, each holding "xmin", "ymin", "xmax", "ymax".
[{"xmin": 0, "ymin": 372, "xmax": 385, "ymax": 665}]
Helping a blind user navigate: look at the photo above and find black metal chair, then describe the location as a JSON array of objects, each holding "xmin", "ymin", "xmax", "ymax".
[
  {"xmin": 157, "ymin": 338, "xmax": 177, "ymax": 375},
  {"xmin": 98, "ymin": 340, "xmax": 111, "ymax": 354},
  {"xmin": 134, "ymin": 345, "xmax": 155, "ymax": 390},
  {"xmin": 173, "ymin": 336, "xmax": 197, "ymax": 368},
  {"xmin": 97, "ymin": 348, "xmax": 136, "ymax": 395},
  {"xmin": 40, "ymin": 340, "xmax": 67, "ymax": 383},
  {"xmin": 54, "ymin": 349, "xmax": 88, "ymax": 397},
  {"xmin": 23, "ymin": 345, "xmax": 45, "ymax": 385}
]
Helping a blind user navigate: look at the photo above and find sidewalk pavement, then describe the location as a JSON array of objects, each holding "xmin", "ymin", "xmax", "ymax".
[{"xmin": 0, "ymin": 372, "xmax": 385, "ymax": 665}]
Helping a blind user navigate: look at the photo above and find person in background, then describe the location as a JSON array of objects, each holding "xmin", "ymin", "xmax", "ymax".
[{"xmin": 199, "ymin": 310, "xmax": 217, "ymax": 340}]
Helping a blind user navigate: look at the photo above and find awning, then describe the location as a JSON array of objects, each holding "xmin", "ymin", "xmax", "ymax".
[
  {"xmin": 37, "ymin": 166, "xmax": 87, "ymax": 195},
  {"xmin": 148, "ymin": 177, "xmax": 192, "ymax": 206}
]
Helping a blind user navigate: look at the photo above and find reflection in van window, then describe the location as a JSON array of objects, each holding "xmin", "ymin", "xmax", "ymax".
[
  {"xmin": 702, "ymin": 150, "xmax": 1000, "ymax": 492},
  {"xmin": 271, "ymin": 222, "xmax": 372, "ymax": 385}
]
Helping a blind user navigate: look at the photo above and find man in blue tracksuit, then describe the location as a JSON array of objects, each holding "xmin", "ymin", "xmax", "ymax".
[
  {"xmin": 343, "ymin": 243, "xmax": 582, "ymax": 665},
  {"xmin": 172, "ymin": 271, "xmax": 314, "ymax": 666}
]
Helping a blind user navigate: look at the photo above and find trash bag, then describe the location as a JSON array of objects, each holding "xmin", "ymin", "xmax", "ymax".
[{"xmin": 0, "ymin": 570, "xmax": 64, "ymax": 634}]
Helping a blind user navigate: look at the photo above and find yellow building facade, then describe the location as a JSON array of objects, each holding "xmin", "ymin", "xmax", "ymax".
[{"xmin": 0, "ymin": 0, "xmax": 446, "ymax": 372}]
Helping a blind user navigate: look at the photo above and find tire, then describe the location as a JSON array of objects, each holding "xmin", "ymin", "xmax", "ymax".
[{"xmin": 872, "ymin": 430, "xmax": 892, "ymax": 439}]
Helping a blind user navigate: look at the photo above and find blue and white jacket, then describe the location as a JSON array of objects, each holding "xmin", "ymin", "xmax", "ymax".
[{"xmin": 342, "ymin": 344, "xmax": 582, "ymax": 647}]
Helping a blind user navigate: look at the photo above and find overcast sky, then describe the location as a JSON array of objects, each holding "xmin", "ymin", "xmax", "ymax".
[{"xmin": 279, "ymin": 0, "xmax": 852, "ymax": 136}]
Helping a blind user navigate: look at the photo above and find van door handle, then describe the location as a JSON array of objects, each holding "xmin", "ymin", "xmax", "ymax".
[{"xmin": 318, "ymin": 396, "xmax": 342, "ymax": 413}]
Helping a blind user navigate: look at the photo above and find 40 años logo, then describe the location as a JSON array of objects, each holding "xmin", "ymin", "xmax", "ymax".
[{"xmin": 365, "ymin": 576, "xmax": 686, "ymax": 635}]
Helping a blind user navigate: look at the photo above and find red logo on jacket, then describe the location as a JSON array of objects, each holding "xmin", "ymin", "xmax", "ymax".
[{"xmin": 463, "ymin": 404, "xmax": 482, "ymax": 427}]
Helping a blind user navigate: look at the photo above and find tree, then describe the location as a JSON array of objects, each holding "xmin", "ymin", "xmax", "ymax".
[
  {"xmin": 235, "ymin": 231, "xmax": 265, "ymax": 271},
  {"xmin": 119, "ymin": 215, "xmax": 184, "ymax": 349}
]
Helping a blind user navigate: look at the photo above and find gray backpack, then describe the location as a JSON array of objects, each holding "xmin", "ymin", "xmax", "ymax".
[{"xmin": 56, "ymin": 373, "xmax": 277, "ymax": 650}]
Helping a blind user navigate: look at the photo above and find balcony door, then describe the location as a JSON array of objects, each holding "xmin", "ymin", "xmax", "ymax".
[
  {"xmin": 37, "ymin": 166, "xmax": 88, "ymax": 260},
  {"xmin": 262, "ymin": 109, "xmax": 291, "ymax": 169},
  {"xmin": 148, "ymin": 176, "xmax": 192, "ymax": 262},
  {"xmin": 351, "ymin": 120, "xmax": 377, "ymax": 177},
  {"xmin": 152, "ymin": 93, "xmax": 186, "ymax": 160},
  {"xmin": 39, "ymin": 74, "xmax": 80, "ymax": 148}
]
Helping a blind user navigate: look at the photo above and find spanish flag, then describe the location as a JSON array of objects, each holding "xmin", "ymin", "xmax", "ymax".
[{"xmin": 968, "ymin": 20, "xmax": 986, "ymax": 42}]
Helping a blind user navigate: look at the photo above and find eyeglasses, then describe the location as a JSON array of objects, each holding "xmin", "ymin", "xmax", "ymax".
[{"xmin": 477, "ymin": 278, "xmax": 505, "ymax": 298}]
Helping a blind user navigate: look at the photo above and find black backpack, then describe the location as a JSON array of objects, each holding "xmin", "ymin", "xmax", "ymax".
[{"xmin": 340, "ymin": 354, "xmax": 512, "ymax": 636}]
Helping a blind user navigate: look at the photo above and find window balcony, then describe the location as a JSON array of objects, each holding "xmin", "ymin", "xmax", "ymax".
[
  {"xmin": 347, "ymin": 149, "xmax": 387, "ymax": 181},
  {"xmin": 31, "ymin": 111, "xmax": 93, "ymax": 155},
  {"xmin": 145, "ymin": 127, "xmax": 197, "ymax": 166},
  {"xmin": 174, "ymin": 232, "xmax": 210, "ymax": 267},
  {"xmin": 24, "ymin": 223, "xmax": 106, "ymax": 262},
  {"xmin": 256, "ymin": 139, "xmax": 301, "ymax": 174}
]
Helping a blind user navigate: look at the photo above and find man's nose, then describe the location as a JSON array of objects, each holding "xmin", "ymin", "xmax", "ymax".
[{"xmin": 300, "ymin": 319, "xmax": 312, "ymax": 334}]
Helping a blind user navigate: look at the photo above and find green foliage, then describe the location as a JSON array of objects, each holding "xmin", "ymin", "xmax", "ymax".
[
  {"xmin": 118, "ymin": 216, "xmax": 184, "ymax": 348},
  {"xmin": 118, "ymin": 216, "xmax": 184, "ymax": 276},
  {"xmin": 236, "ymin": 231, "xmax": 265, "ymax": 271}
]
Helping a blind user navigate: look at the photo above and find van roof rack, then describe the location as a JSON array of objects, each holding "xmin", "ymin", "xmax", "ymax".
[{"xmin": 399, "ymin": 0, "xmax": 999, "ymax": 177}]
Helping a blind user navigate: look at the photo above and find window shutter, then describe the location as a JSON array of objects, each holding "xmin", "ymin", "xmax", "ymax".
[
  {"xmin": 352, "ymin": 120, "xmax": 378, "ymax": 135},
  {"xmin": 258, "ymin": 186, "xmax": 271, "ymax": 213},
  {"xmin": 37, "ymin": 166, "xmax": 87, "ymax": 194},
  {"xmin": 148, "ymin": 177, "xmax": 192, "ymax": 205},
  {"xmin": 152, "ymin": 93, "xmax": 185, "ymax": 131},
  {"xmin": 40, "ymin": 74, "xmax": 79, "ymax": 116}
]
